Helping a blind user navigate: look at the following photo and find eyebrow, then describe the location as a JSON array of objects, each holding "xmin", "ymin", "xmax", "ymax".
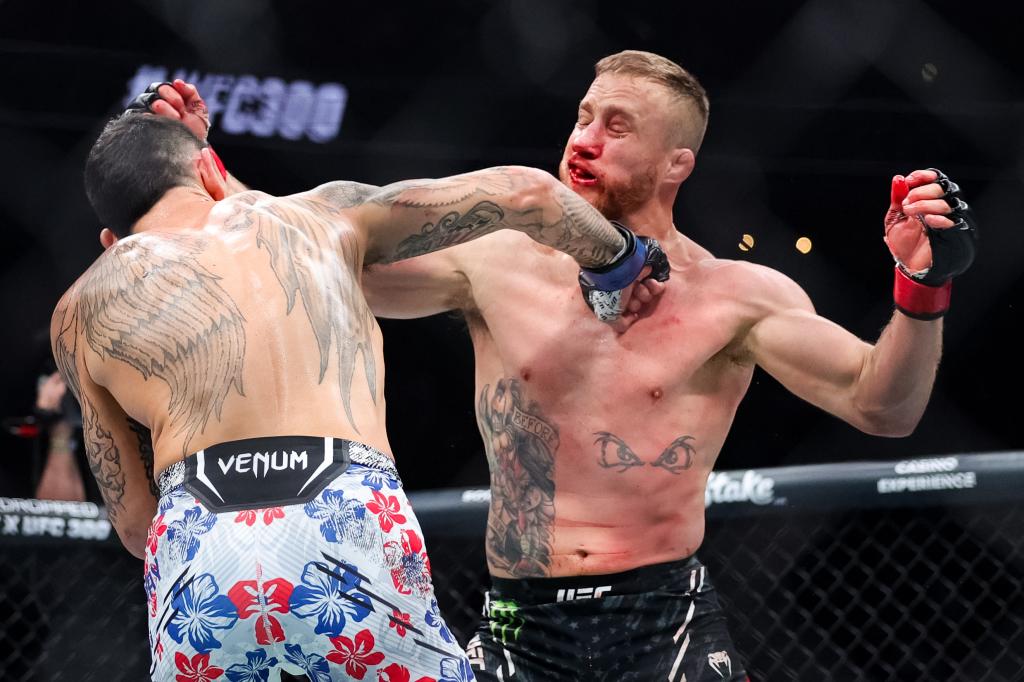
[
  {"xmin": 604, "ymin": 106, "xmax": 636, "ymax": 122},
  {"xmin": 579, "ymin": 101, "xmax": 637, "ymax": 122}
]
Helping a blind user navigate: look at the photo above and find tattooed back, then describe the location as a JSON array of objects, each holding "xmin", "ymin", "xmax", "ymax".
[{"xmin": 53, "ymin": 190, "xmax": 389, "ymax": 480}]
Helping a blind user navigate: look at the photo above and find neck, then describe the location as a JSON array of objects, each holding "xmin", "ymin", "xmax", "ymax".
[
  {"xmin": 620, "ymin": 192, "xmax": 688, "ymax": 241},
  {"xmin": 132, "ymin": 185, "xmax": 215, "ymax": 235},
  {"xmin": 617, "ymin": 196, "xmax": 700, "ymax": 263}
]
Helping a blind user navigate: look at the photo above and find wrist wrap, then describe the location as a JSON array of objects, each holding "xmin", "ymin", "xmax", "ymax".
[
  {"xmin": 579, "ymin": 223, "xmax": 645, "ymax": 291},
  {"xmin": 893, "ymin": 266, "xmax": 951, "ymax": 320}
]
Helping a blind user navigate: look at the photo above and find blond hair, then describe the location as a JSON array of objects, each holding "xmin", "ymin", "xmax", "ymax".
[{"xmin": 595, "ymin": 50, "xmax": 709, "ymax": 152}]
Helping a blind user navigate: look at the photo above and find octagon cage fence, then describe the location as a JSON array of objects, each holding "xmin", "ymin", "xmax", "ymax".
[{"xmin": 1, "ymin": 451, "xmax": 1022, "ymax": 681}]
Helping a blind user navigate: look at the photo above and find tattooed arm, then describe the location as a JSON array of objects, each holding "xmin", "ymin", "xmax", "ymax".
[
  {"xmin": 313, "ymin": 166, "xmax": 626, "ymax": 268},
  {"xmin": 51, "ymin": 288, "xmax": 157, "ymax": 559}
]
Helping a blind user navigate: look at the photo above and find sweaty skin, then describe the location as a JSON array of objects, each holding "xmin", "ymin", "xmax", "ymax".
[
  {"xmin": 53, "ymin": 158, "xmax": 630, "ymax": 559},
  {"xmin": 364, "ymin": 72, "xmax": 952, "ymax": 578}
]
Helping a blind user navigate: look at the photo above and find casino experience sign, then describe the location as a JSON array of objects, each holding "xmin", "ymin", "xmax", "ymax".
[
  {"xmin": 877, "ymin": 456, "xmax": 977, "ymax": 495},
  {"xmin": 125, "ymin": 65, "xmax": 348, "ymax": 143}
]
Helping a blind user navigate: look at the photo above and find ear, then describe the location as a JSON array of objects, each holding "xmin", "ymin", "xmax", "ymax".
[
  {"xmin": 664, "ymin": 147, "xmax": 695, "ymax": 185},
  {"xmin": 197, "ymin": 147, "xmax": 227, "ymax": 201},
  {"xmin": 99, "ymin": 228, "xmax": 119, "ymax": 249}
]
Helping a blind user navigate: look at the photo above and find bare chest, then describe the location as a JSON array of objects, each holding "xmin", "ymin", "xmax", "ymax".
[{"xmin": 470, "ymin": 254, "xmax": 745, "ymax": 405}]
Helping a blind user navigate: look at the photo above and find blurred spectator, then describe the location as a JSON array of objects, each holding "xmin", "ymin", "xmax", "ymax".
[{"xmin": 32, "ymin": 371, "xmax": 86, "ymax": 501}]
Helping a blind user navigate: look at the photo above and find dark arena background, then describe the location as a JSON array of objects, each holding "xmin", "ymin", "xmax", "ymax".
[{"xmin": 1, "ymin": 1, "xmax": 1022, "ymax": 680}]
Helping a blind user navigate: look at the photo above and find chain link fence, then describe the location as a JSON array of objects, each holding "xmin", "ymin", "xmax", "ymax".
[{"xmin": 2, "ymin": 453, "xmax": 1022, "ymax": 680}]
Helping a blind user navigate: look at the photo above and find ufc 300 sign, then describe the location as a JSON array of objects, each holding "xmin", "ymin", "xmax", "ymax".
[{"xmin": 125, "ymin": 65, "xmax": 348, "ymax": 143}]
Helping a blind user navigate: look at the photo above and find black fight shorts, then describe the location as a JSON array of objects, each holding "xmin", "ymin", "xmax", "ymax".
[{"xmin": 466, "ymin": 556, "xmax": 747, "ymax": 681}]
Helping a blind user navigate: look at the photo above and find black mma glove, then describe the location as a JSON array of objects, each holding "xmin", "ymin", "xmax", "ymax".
[
  {"xmin": 124, "ymin": 81, "xmax": 172, "ymax": 115},
  {"xmin": 889, "ymin": 168, "xmax": 978, "ymax": 320},
  {"xmin": 578, "ymin": 222, "xmax": 670, "ymax": 322},
  {"xmin": 123, "ymin": 81, "xmax": 228, "ymax": 180}
]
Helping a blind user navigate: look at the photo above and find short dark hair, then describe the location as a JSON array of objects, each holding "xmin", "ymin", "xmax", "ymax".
[{"xmin": 84, "ymin": 114, "xmax": 205, "ymax": 236}]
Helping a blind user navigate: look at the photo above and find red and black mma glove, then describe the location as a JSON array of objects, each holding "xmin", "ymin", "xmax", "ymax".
[
  {"xmin": 886, "ymin": 168, "xmax": 978, "ymax": 320},
  {"xmin": 123, "ymin": 81, "xmax": 228, "ymax": 180},
  {"xmin": 578, "ymin": 222, "xmax": 671, "ymax": 322}
]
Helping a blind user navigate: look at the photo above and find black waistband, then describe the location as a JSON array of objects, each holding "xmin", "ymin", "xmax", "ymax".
[
  {"xmin": 156, "ymin": 435, "xmax": 397, "ymax": 512},
  {"xmin": 489, "ymin": 555, "xmax": 705, "ymax": 602}
]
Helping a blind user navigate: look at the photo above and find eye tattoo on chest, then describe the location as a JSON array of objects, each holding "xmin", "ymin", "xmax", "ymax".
[{"xmin": 593, "ymin": 432, "xmax": 696, "ymax": 475}]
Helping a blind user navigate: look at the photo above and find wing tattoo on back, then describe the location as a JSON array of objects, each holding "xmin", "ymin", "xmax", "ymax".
[
  {"xmin": 234, "ymin": 196, "xmax": 377, "ymax": 431},
  {"xmin": 77, "ymin": 235, "xmax": 246, "ymax": 453}
]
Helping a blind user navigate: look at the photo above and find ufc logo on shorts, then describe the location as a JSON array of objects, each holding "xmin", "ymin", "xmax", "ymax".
[{"xmin": 555, "ymin": 585, "xmax": 612, "ymax": 602}]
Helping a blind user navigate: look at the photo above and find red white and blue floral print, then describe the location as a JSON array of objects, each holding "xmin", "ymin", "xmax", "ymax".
[{"xmin": 148, "ymin": 448, "xmax": 473, "ymax": 682}]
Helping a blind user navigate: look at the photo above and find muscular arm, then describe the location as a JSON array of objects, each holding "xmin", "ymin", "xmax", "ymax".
[
  {"xmin": 363, "ymin": 250, "xmax": 469, "ymax": 318},
  {"xmin": 51, "ymin": 289, "xmax": 157, "ymax": 559},
  {"xmin": 314, "ymin": 166, "xmax": 625, "ymax": 268},
  {"xmin": 745, "ymin": 274, "xmax": 940, "ymax": 437}
]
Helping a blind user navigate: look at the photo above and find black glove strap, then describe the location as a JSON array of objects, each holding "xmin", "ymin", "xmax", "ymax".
[
  {"xmin": 914, "ymin": 168, "xmax": 978, "ymax": 286},
  {"xmin": 124, "ymin": 82, "xmax": 172, "ymax": 114}
]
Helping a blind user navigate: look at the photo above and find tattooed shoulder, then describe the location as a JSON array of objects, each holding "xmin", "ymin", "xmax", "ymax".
[
  {"xmin": 308, "ymin": 181, "xmax": 380, "ymax": 209},
  {"xmin": 76, "ymin": 233, "xmax": 246, "ymax": 455}
]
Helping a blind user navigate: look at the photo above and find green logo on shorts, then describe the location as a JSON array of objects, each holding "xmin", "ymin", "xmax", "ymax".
[{"xmin": 488, "ymin": 598, "xmax": 524, "ymax": 644}]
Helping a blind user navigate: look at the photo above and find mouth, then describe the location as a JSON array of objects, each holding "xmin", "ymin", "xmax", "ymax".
[{"xmin": 567, "ymin": 161, "xmax": 599, "ymax": 188}]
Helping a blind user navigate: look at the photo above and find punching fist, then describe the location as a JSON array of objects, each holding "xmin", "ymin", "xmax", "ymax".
[
  {"xmin": 579, "ymin": 222, "xmax": 670, "ymax": 325},
  {"xmin": 884, "ymin": 168, "xmax": 978, "ymax": 319}
]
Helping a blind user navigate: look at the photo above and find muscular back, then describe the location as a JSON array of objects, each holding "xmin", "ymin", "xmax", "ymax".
[{"xmin": 54, "ymin": 190, "xmax": 390, "ymax": 480}]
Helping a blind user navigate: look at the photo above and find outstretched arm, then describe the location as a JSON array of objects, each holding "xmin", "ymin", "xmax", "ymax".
[
  {"xmin": 744, "ymin": 168, "xmax": 976, "ymax": 436},
  {"xmin": 351, "ymin": 166, "xmax": 625, "ymax": 267},
  {"xmin": 745, "ymin": 286, "xmax": 941, "ymax": 436},
  {"xmin": 51, "ymin": 290, "xmax": 157, "ymax": 558},
  {"xmin": 308, "ymin": 167, "xmax": 667, "ymax": 325},
  {"xmin": 127, "ymin": 81, "xmax": 617, "ymax": 258}
]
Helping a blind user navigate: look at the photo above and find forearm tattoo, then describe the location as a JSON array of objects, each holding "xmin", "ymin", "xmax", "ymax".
[
  {"xmin": 82, "ymin": 397, "xmax": 126, "ymax": 522},
  {"xmin": 52, "ymin": 295, "xmax": 127, "ymax": 519},
  {"xmin": 128, "ymin": 417, "xmax": 160, "ymax": 498},
  {"xmin": 549, "ymin": 183, "xmax": 625, "ymax": 266},
  {"xmin": 226, "ymin": 192, "xmax": 378, "ymax": 432},
  {"xmin": 594, "ymin": 432, "xmax": 696, "ymax": 475},
  {"xmin": 388, "ymin": 201, "xmax": 505, "ymax": 261},
  {"xmin": 369, "ymin": 168, "xmax": 622, "ymax": 266},
  {"xmin": 75, "ymin": 235, "xmax": 246, "ymax": 455},
  {"xmin": 477, "ymin": 378, "xmax": 557, "ymax": 577}
]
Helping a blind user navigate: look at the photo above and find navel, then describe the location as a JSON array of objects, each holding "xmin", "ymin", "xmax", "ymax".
[
  {"xmin": 521, "ymin": 368, "xmax": 531, "ymax": 381},
  {"xmin": 650, "ymin": 387, "xmax": 663, "ymax": 400}
]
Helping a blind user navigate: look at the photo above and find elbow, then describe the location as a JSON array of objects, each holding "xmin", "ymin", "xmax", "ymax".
[
  {"xmin": 855, "ymin": 409, "xmax": 922, "ymax": 438},
  {"xmin": 875, "ymin": 422, "xmax": 918, "ymax": 439},
  {"xmin": 116, "ymin": 522, "xmax": 149, "ymax": 560},
  {"xmin": 505, "ymin": 166, "xmax": 561, "ymax": 216}
]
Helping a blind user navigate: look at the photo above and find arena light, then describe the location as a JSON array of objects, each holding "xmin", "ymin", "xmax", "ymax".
[
  {"xmin": 795, "ymin": 236, "xmax": 812, "ymax": 254},
  {"xmin": 738, "ymin": 233, "xmax": 755, "ymax": 252}
]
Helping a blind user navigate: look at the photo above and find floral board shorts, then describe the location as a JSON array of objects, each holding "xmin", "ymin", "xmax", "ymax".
[{"xmin": 145, "ymin": 435, "xmax": 474, "ymax": 682}]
